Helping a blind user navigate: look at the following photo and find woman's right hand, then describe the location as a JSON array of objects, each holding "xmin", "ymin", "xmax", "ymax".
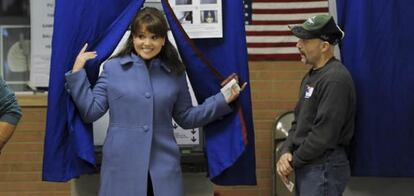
[{"xmin": 72, "ymin": 43, "xmax": 97, "ymax": 73}]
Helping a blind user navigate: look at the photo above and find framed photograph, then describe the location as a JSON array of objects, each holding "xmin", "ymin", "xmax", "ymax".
[
  {"xmin": 176, "ymin": 11, "xmax": 193, "ymax": 24},
  {"xmin": 0, "ymin": 25, "xmax": 31, "ymax": 90},
  {"xmin": 200, "ymin": 0, "xmax": 217, "ymax": 4},
  {"xmin": 175, "ymin": 0, "xmax": 192, "ymax": 5},
  {"xmin": 200, "ymin": 10, "xmax": 217, "ymax": 23}
]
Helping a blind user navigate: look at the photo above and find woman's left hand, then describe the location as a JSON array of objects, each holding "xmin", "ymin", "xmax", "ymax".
[{"xmin": 221, "ymin": 73, "xmax": 247, "ymax": 103}]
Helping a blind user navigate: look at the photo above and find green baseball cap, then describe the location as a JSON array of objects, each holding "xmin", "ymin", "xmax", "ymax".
[{"xmin": 289, "ymin": 15, "xmax": 344, "ymax": 45}]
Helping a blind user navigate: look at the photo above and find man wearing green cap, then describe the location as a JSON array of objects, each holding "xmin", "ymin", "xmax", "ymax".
[{"xmin": 276, "ymin": 15, "xmax": 356, "ymax": 195}]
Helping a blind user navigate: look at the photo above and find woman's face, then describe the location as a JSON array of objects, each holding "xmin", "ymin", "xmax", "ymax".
[{"xmin": 133, "ymin": 27, "xmax": 165, "ymax": 60}]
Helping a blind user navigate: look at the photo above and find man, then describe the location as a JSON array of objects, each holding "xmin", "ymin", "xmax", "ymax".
[
  {"xmin": 276, "ymin": 15, "xmax": 356, "ymax": 196},
  {"xmin": 0, "ymin": 77, "xmax": 22, "ymax": 155}
]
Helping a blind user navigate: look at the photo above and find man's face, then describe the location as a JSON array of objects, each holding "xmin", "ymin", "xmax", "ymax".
[{"xmin": 296, "ymin": 38, "xmax": 323, "ymax": 66}]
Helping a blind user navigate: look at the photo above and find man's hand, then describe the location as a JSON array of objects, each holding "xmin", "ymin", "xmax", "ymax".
[
  {"xmin": 276, "ymin": 152, "xmax": 293, "ymax": 184},
  {"xmin": 72, "ymin": 43, "xmax": 97, "ymax": 73}
]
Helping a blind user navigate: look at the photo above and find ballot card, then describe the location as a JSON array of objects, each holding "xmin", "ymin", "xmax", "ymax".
[{"xmin": 220, "ymin": 78, "xmax": 240, "ymax": 99}]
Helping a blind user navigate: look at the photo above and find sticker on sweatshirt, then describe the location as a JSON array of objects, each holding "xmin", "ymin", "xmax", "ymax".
[{"xmin": 305, "ymin": 85, "xmax": 314, "ymax": 99}]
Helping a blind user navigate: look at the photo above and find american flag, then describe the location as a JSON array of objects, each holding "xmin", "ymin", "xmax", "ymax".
[{"xmin": 244, "ymin": 0, "xmax": 329, "ymax": 61}]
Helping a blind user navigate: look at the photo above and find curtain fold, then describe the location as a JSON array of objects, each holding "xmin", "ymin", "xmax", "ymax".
[
  {"xmin": 162, "ymin": 0, "xmax": 256, "ymax": 185},
  {"xmin": 337, "ymin": 0, "xmax": 414, "ymax": 177},
  {"xmin": 43, "ymin": 0, "xmax": 145, "ymax": 182}
]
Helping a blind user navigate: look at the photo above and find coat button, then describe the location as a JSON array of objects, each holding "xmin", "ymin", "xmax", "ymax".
[
  {"xmin": 143, "ymin": 125, "xmax": 149, "ymax": 132},
  {"xmin": 144, "ymin": 92, "xmax": 151, "ymax": 99}
]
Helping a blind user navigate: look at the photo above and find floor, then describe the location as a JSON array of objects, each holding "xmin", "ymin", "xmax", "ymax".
[{"xmin": 71, "ymin": 172, "xmax": 213, "ymax": 196}]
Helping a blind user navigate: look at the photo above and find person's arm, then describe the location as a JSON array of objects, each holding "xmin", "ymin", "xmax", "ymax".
[
  {"xmin": 280, "ymin": 76, "xmax": 305, "ymax": 155},
  {"xmin": 65, "ymin": 43, "xmax": 109, "ymax": 123},
  {"xmin": 277, "ymin": 113, "xmax": 297, "ymax": 184},
  {"xmin": 292, "ymin": 81, "xmax": 352, "ymax": 168},
  {"xmin": 280, "ymin": 119, "xmax": 297, "ymax": 155},
  {"xmin": 0, "ymin": 78, "xmax": 22, "ymax": 152},
  {"xmin": 172, "ymin": 73, "xmax": 244, "ymax": 129},
  {"xmin": 0, "ymin": 122, "xmax": 18, "ymax": 152}
]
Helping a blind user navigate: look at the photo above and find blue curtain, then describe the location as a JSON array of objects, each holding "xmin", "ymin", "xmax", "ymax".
[
  {"xmin": 337, "ymin": 0, "xmax": 414, "ymax": 177},
  {"xmin": 43, "ymin": 0, "xmax": 145, "ymax": 181},
  {"xmin": 43, "ymin": 0, "xmax": 256, "ymax": 185},
  {"xmin": 162, "ymin": 0, "xmax": 256, "ymax": 185}
]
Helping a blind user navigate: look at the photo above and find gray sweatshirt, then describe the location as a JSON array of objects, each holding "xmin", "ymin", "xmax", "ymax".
[{"xmin": 281, "ymin": 58, "xmax": 356, "ymax": 168}]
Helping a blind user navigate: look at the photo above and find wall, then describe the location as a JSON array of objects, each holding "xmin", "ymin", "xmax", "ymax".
[{"xmin": 0, "ymin": 95, "xmax": 71, "ymax": 196}]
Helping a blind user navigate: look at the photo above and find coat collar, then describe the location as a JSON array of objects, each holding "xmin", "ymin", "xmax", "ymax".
[{"xmin": 119, "ymin": 53, "xmax": 172, "ymax": 73}]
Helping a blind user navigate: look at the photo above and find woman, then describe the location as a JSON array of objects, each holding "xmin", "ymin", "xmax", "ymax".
[{"xmin": 65, "ymin": 7, "xmax": 244, "ymax": 196}]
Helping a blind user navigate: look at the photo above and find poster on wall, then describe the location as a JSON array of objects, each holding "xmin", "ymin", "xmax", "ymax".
[
  {"xmin": 0, "ymin": 25, "xmax": 32, "ymax": 92},
  {"xmin": 169, "ymin": 0, "xmax": 222, "ymax": 39},
  {"xmin": 173, "ymin": 122, "xmax": 200, "ymax": 145},
  {"xmin": 29, "ymin": 0, "xmax": 54, "ymax": 88}
]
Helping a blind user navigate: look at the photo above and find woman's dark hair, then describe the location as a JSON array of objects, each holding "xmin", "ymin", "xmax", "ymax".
[{"xmin": 113, "ymin": 7, "xmax": 185, "ymax": 75}]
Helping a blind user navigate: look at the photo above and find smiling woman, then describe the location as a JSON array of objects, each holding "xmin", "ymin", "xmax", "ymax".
[{"xmin": 64, "ymin": 6, "xmax": 243, "ymax": 196}]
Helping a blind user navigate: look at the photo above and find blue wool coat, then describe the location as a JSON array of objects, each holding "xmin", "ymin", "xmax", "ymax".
[{"xmin": 65, "ymin": 53, "xmax": 232, "ymax": 196}]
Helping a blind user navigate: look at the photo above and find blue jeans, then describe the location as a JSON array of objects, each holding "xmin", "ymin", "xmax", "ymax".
[{"xmin": 294, "ymin": 148, "xmax": 350, "ymax": 196}]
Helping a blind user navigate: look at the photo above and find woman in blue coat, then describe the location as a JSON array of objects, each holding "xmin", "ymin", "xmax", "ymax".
[{"xmin": 65, "ymin": 7, "xmax": 244, "ymax": 196}]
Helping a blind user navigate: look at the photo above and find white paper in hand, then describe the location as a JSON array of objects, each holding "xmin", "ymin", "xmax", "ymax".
[
  {"xmin": 284, "ymin": 180, "xmax": 295, "ymax": 192},
  {"xmin": 220, "ymin": 78, "xmax": 240, "ymax": 100}
]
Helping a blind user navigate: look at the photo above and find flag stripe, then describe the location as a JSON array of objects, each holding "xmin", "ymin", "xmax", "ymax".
[
  {"xmin": 252, "ymin": 8, "xmax": 328, "ymax": 14},
  {"xmin": 248, "ymin": 47, "xmax": 298, "ymax": 54},
  {"xmin": 246, "ymin": 35, "xmax": 298, "ymax": 43},
  {"xmin": 254, "ymin": 0, "xmax": 327, "ymax": 2},
  {"xmin": 246, "ymin": 31, "xmax": 293, "ymax": 36},
  {"xmin": 245, "ymin": 0, "xmax": 329, "ymax": 61},
  {"xmin": 247, "ymin": 42, "xmax": 297, "ymax": 48},
  {"xmin": 252, "ymin": 12, "xmax": 328, "ymax": 21},
  {"xmin": 248, "ymin": 54, "xmax": 300, "ymax": 61},
  {"xmin": 245, "ymin": 24, "xmax": 294, "ymax": 31},
  {"xmin": 253, "ymin": 2, "xmax": 328, "ymax": 9},
  {"xmin": 250, "ymin": 20, "xmax": 304, "ymax": 25}
]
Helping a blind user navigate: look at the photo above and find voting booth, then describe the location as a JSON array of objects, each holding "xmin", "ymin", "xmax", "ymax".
[{"xmin": 71, "ymin": 1, "xmax": 222, "ymax": 195}]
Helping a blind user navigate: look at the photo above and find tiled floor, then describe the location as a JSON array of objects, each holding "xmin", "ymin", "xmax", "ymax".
[{"xmin": 71, "ymin": 172, "xmax": 213, "ymax": 196}]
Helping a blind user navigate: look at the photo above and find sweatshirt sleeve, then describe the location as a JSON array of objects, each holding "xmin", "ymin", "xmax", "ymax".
[
  {"xmin": 280, "ymin": 119, "xmax": 297, "ymax": 155},
  {"xmin": 0, "ymin": 77, "xmax": 21, "ymax": 125}
]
